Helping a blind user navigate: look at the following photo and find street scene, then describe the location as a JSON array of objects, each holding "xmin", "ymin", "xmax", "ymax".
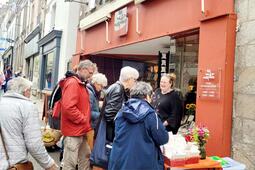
[{"xmin": 0, "ymin": 0, "xmax": 254, "ymax": 170}]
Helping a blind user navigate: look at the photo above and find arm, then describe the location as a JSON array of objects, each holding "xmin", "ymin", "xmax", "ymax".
[
  {"xmin": 23, "ymin": 104, "xmax": 55, "ymax": 169},
  {"xmin": 88, "ymin": 90, "xmax": 100, "ymax": 120},
  {"xmin": 61, "ymin": 79, "xmax": 86, "ymax": 124},
  {"xmin": 146, "ymin": 112, "xmax": 169, "ymax": 146},
  {"xmin": 104, "ymin": 86, "xmax": 123, "ymax": 122}
]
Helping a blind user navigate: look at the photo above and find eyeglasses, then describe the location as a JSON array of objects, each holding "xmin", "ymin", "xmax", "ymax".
[{"xmin": 85, "ymin": 68, "xmax": 94, "ymax": 75}]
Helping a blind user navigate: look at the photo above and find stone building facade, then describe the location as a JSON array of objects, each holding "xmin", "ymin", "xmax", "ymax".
[{"xmin": 233, "ymin": 0, "xmax": 255, "ymax": 169}]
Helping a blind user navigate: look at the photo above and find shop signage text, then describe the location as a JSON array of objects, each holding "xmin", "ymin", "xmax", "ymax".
[
  {"xmin": 199, "ymin": 69, "xmax": 221, "ymax": 100},
  {"xmin": 161, "ymin": 53, "xmax": 167, "ymax": 74},
  {"xmin": 114, "ymin": 7, "xmax": 128, "ymax": 36},
  {"xmin": 159, "ymin": 52, "xmax": 169, "ymax": 75}
]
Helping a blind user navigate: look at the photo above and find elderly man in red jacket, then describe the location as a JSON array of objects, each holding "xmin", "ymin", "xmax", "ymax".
[{"xmin": 60, "ymin": 60, "xmax": 94, "ymax": 170}]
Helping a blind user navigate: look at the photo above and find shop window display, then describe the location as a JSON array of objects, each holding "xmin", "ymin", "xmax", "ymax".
[
  {"xmin": 44, "ymin": 52, "xmax": 54, "ymax": 89},
  {"xmin": 169, "ymin": 34, "xmax": 199, "ymax": 128}
]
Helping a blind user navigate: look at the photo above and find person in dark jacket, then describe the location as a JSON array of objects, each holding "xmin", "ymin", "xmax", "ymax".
[
  {"xmin": 108, "ymin": 82, "xmax": 169, "ymax": 170},
  {"xmin": 152, "ymin": 73, "xmax": 184, "ymax": 134},
  {"xmin": 3, "ymin": 65, "xmax": 12, "ymax": 92},
  {"xmin": 104, "ymin": 66, "xmax": 139, "ymax": 142},
  {"xmin": 87, "ymin": 73, "xmax": 108, "ymax": 129},
  {"xmin": 87, "ymin": 73, "xmax": 107, "ymax": 149}
]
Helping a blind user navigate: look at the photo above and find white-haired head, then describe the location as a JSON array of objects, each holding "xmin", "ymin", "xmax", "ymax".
[
  {"xmin": 119, "ymin": 66, "xmax": 139, "ymax": 83},
  {"xmin": 91, "ymin": 73, "xmax": 108, "ymax": 87},
  {"xmin": 7, "ymin": 77, "xmax": 33, "ymax": 98},
  {"xmin": 119, "ymin": 66, "xmax": 139, "ymax": 89}
]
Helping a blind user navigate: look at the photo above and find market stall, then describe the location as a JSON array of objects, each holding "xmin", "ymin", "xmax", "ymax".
[{"xmin": 163, "ymin": 128, "xmax": 246, "ymax": 170}]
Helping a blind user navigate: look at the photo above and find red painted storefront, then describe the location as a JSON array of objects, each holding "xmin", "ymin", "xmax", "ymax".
[{"xmin": 73, "ymin": 0, "xmax": 236, "ymax": 157}]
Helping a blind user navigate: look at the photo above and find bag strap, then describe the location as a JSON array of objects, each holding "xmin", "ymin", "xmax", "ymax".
[{"xmin": 0, "ymin": 124, "xmax": 11, "ymax": 168}]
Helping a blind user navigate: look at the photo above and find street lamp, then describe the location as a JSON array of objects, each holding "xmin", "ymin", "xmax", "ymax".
[{"xmin": 64, "ymin": 0, "xmax": 88, "ymax": 5}]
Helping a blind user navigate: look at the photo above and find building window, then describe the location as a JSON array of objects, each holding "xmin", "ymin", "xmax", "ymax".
[
  {"xmin": 25, "ymin": 57, "xmax": 33, "ymax": 81},
  {"xmin": 44, "ymin": 52, "xmax": 54, "ymax": 89},
  {"xmin": 33, "ymin": 55, "xmax": 39, "ymax": 88}
]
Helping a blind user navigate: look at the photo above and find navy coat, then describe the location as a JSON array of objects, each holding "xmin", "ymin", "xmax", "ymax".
[
  {"xmin": 87, "ymin": 83, "xmax": 100, "ymax": 129},
  {"xmin": 108, "ymin": 98, "xmax": 169, "ymax": 170}
]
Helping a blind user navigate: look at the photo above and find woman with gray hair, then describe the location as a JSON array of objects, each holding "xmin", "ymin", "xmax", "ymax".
[
  {"xmin": 108, "ymin": 82, "xmax": 169, "ymax": 170},
  {"xmin": 91, "ymin": 66, "xmax": 139, "ymax": 169},
  {"xmin": 87, "ymin": 73, "xmax": 108, "ymax": 149},
  {"xmin": 88, "ymin": 73, "xmax": 108, "ymax": 129},
  {"xmin": 0, "ymin": 77, "xmax": 57, "ymax": 170}
]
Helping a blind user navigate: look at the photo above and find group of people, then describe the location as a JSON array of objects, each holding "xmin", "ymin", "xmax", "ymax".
[
  {"xmin": 0, "ymin": 65, "xmax": 23, "ymax": 96},
  {"xmin": 0, "ymin": 65, "xmax": 13, "ymax": 95},
  {"xmin": 0, "ymin": 59, "xmax": 184, "ymax": 170}
]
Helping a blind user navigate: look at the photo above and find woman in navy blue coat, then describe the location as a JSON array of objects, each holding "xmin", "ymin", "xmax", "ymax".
[{"xmin": 108, "ymin": 82, "xmax": 169, "ymax": 170}]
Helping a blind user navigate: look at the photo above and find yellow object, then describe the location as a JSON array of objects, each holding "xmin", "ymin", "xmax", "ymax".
[
  {"xmin": 188, "ymin": 85, "xmax": 194, "ymax": 91},
  {"xmin": 42, "ymin": 132, "xmax": 55, "ymax": 143},
  {"xmin": 86, "ymin": 130, "xmax": 95, "ymax": 150},
  {"xmin": 41, "ymin": 127, "xmax": 62, "ymax": 147}
]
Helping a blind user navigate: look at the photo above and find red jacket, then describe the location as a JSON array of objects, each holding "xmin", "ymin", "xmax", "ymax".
[{"xmin": 59, "ymin": 76, "xmax": 91, "ymax": 136}]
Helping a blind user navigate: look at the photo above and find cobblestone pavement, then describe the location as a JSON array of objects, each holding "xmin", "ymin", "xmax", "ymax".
[{"xmin": 29, "ymin": 96, "xmax": 61, "ymax": 169}]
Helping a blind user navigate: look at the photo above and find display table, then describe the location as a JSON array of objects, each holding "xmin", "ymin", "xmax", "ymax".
[
  {"xmin": 164, "ymin": 157, "xmax": 222, "ymax": 170},
  {"xmin": 222, "ymin": 157, "xmax": 246, "ymax": 170}
]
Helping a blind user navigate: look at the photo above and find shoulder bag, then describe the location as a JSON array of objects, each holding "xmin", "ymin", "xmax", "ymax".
[{"xmin": 0, "ymin": 124, "xmax": 33, "ymax": 170}]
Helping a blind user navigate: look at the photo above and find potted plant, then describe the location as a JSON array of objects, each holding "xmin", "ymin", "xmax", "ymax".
[{"xmin": 185, "ymin": 125, "xmax": 210, "ymax": 159}]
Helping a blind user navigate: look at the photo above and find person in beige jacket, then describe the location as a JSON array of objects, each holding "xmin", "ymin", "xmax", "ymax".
[{"xmin": 0, "ymin": 77, "xmax": 58, "ymax": 170}]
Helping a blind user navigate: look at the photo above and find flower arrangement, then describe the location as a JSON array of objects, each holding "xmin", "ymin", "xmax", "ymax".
[
  {"xmin": 184, "ymin": 125, "xmax": 210, "ymax": 159},
  {"xmin": 185, "ymin": 103, "xmax": 196, "ymax": 115}
]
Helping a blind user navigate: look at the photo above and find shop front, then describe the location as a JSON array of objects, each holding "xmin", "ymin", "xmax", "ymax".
[
  {"xmin": 1, "ymin": 46, "xmax": 13, "ymax": 70},
  {"xmin": 74, "ymin": 0, "xmax": 236, "ymax": 157},
  {"xmin": 24, "ymin": 25, "xmax": 41, "ymax": 90},
  {"xmin": 38, "ymin": 30, "xmax": 62, "ymax": 90}
]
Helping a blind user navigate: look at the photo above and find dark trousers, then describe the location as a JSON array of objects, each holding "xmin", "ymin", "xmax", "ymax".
[{"xmin": 106, "ymin": 122, "xmax": 115, "ymax": 142}]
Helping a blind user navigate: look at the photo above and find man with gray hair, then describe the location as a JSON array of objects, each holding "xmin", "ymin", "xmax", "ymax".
[
  {"xmin": 104, "ymin": 66, "xmax": 139, "ymax": 142},
  {"xmin": 0, "ymin": 77, "xmax": 57, "ymax": 170},
  {"xmin": 60, "ymin": 59, "xmax": 94, "ymax": 170}
]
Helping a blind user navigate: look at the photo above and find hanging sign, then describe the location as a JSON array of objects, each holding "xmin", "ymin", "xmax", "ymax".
[
  {"xmin": 114, "ymin": 7, "xmax": 128, "ymax": 36},
  {"xmin": 161, "ymin": 53, "xmax": 167, "ymax": 74}
]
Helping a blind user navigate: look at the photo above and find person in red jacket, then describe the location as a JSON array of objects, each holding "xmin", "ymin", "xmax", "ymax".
[{"xmin": 60, "ymin": 60, "xmax": 94, "ymax": 170}]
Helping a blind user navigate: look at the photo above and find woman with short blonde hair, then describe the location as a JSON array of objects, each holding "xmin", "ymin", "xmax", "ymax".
[{"xmin": 152, "ymin": 73, "xmax": 184, "ymax": 134}]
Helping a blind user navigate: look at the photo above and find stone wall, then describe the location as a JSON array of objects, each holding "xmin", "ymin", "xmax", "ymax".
[{"xmin": 233, "ymin": 0, "xmax": 255, "ymax": 169}]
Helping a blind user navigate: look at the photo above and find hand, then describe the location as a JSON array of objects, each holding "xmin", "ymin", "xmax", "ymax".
[
  {"xmin": 46, "ymin": 163, "xmax": 59, "ymax": 170},
  {"xmin": 43, "ymin": 116, "xmax": 48, "ymax": 125},
  {"xmin": 163, "ymin": 121, "xmax": 168, "ymax": 126},
  {"xmin": 47, "ymin": 109, "xmax": 53, "ymax": 116}
]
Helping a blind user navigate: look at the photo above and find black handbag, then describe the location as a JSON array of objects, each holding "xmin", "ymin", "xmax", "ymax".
[{"xmin": 90, "ymin": 117, "xmax": 112, "ymax": 169}]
